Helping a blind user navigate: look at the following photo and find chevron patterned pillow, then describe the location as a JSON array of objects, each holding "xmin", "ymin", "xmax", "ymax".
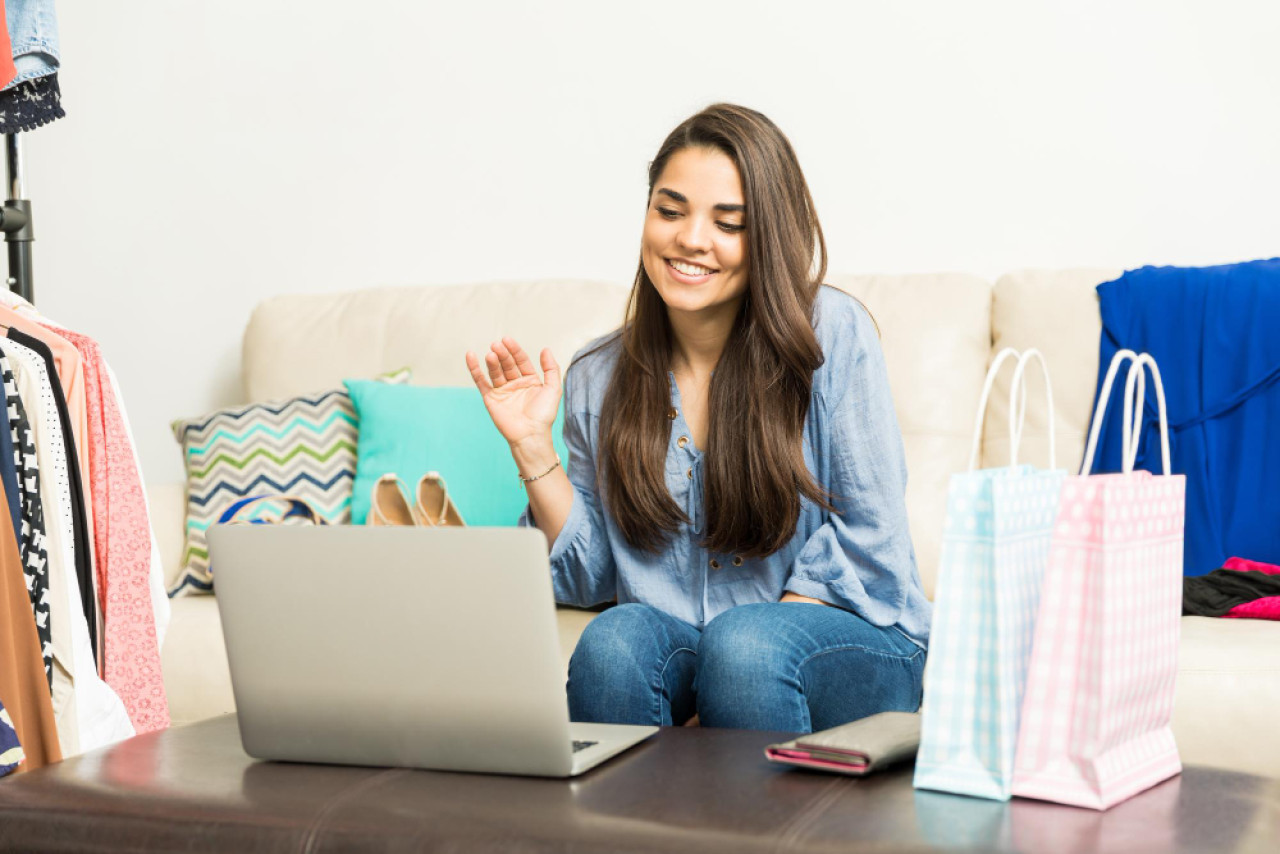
[{"xmin": 168, "ymin": 367, "xmax": 410, "ymax": 597}]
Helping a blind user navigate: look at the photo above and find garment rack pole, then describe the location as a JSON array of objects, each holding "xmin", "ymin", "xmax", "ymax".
[{"xmin": 1, "ymin": 133, "xmax": 34, "ymax": 304}]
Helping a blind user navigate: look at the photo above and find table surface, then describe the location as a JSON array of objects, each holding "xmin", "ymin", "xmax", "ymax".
[{"xmin": 1, "ymin": 715, "xmax": 1277, "ymax": 853}]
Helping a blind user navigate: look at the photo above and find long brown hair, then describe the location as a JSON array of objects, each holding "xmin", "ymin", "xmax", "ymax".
[{"xmin": 595, "ymin": 103, "xmax": 834, "ymax": 558}]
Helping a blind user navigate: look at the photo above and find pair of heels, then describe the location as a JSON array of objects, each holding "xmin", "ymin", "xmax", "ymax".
[{"xmin": 366, "ymin": 472, "xmax": 466, "ymax": 527}]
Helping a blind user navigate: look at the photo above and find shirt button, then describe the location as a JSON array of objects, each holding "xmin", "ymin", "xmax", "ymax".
[
  {"xmin": 710, "ymin": 559, "xmax": 721, "ymax": 570},
  {"xmin": 732, "ymin": 556, "xmax": 744, "ymax": 567},
  {"xmin": 677, "ymin": 436, "xmax": 689, "ymax": 449},
  {"xmin": 686, "ymin": 467, "xmax": 693, "ymax": 479},
  {"xmin": 668, "ymin": 408, "xmax": 678, "ymax": 420}
]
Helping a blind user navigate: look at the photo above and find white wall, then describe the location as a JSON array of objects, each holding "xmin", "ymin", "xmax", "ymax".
[{"xmin": 24, "ymin": 0, "xmax": 1280, "ymax": 484}]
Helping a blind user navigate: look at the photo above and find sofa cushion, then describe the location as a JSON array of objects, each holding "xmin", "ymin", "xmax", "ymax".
[
  {"xmin": 984, "ymin": 269, "xmax": 1123, "ymax": 474},
  {"xmin": 343, "ymin": 382, "xmax": 569, "ymax": 526},
  {"xmin": 168, "ymin": 368, "xmax": 410, "ymax": 596},
  {"xmin": 149, "ymin": 481, "xmax": 187, "ymax": 590},
  {"xmin": 1174, "ymin": 616, "xmax": 1280, "ymax": 777},
  {"xmin": 160, "ymin": 595, "xmax": 236, "ymax": 727},
  {"xmin": 827, "ymin": 273, "xmax": 993, "ymax": 599}
]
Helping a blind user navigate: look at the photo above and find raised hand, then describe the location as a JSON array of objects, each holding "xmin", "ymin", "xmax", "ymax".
[{"xmin": 465, "ymin": 337, "xmax": 562, "ymax": 449}]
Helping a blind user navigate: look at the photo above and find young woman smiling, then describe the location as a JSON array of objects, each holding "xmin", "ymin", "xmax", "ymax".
[{"xmin": 465, "ymin": 104, "xmax": 929, "ymax": 732}]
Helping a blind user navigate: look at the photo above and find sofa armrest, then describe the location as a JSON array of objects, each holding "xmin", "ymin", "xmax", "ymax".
[{"xmin": 147, "ymin": 481, "xmax": 187, "ymax": 591}]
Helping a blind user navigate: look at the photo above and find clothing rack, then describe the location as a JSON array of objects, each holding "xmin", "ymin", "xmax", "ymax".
[{"xmin": 0, "ymin": 134, "xmax": 33, "ymax": 304}]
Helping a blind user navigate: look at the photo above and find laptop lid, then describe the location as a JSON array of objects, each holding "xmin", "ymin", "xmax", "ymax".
[{"xmin": 207, "ymin": 525, "xmax": 578, "ymax": 776}]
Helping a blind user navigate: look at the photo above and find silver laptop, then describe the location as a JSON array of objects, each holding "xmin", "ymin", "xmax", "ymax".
[{"xmin": 207, "ymin": 524, "xmax": 657, "ymax": 777}]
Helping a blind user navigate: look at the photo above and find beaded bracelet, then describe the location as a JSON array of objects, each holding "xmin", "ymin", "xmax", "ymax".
[{"xmin": 518, "ymin": 455, "xmax": 561, "ymax": 488}]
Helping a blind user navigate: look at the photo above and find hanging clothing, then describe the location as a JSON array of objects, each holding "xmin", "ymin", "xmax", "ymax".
[
  {"xmin": 103, "ymin": 362, "xmax": 171, "ymax": 651},
  {"xmin": 45, "ymin": 327, "xmax": 169, "ymax": 734},
  {"xmin": 0, "ymin": 72, "xmax": 63, "ymax": 133},
  {"xmin": 0, "ymin": 347, "xmax": 52, "ymax": 688},
  {"xmin": 1, "ymin": 699, "xmax": 22, "ymax": 776},
  {"xmin": 5, "ymin": 327, "xmax": 97, "ymax": 662},
  {"xmin": 0, "ymin": 309, "xmax": 94, "ymax": 526},
  {"xmin": 0, "ymin": 292, "xmax": 169, "ymax": 656},
  {"xmin": 1092, "ymin": 259, "xmax": 1280, "ymax": 576},
  {"xmin": 0, "ymin": 1, "xmax": 17, "ymax": 90},
  {"xmin": 0, "ymin": 473, "xmax": 60, "ymax": 772},
  {"xmin": 3, "ymin": 0, "xmax": 60, "ymax": 91},
  {"xmin": 4, "ymin": 336, "xmax": 134, "ymax": 754}
]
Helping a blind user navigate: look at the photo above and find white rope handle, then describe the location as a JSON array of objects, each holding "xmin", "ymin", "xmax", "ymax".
[
  {"xmin": 1080, "ymin": 349, "xmax": 1139, "ymax": 475},
  {"xmin": 1008, "ymin": 348, "xmax": 1057, "ymax": 469},
  {"xmin": 967, "ymin": 347, "xmax": 1022, "ymax": 471},
  {"xmin": 1122, "ymin": 353, "xmax": 1172, "ymax": 475}
]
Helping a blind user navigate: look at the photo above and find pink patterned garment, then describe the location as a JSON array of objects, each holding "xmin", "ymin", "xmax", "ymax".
[
  {"xmin": 46, "ymin": 327, "xmax": 168, "ymax": 733},
  {"xmin": 1222, "ymin": 556, "xmax": 1280, "ymax": 621}
]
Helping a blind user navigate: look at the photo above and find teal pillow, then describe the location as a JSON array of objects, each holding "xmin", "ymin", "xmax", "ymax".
[{"xmin": 344, "ymin": 382, "xmax": 569, "ymax": 526}]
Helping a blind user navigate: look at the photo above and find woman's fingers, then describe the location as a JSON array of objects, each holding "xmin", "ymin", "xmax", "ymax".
[
  {"xmin": 503, "ymin": 337, "xmax": 539, "ymax": 378},
  {"xmin": 492, "ymin": 340, "xmax": 522, "ymax": 382},
  {"xmin": 484, "ymin": 350, "xmax": 507, "ymax": 387},
  {"xmin": 540, "ymin": 348, "xmax": 562, "ymax": 393},
  {"xmin": 472, "ymin": 338, "xmax": 557, "ymax": 394},
  {"xmin": 465, "ymin": 351, "xmax": 494, "ymax": 395}
]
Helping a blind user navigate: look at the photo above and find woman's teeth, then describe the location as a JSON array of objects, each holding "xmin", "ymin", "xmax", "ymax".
[{"xmin": 669, "ymin": 260, "xmax": 715, "ymax": 276}]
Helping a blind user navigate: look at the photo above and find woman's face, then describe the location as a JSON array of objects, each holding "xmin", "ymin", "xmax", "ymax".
[{"xmin": 641, "ymin": 146, "xmax": 750, "ymax": 320}]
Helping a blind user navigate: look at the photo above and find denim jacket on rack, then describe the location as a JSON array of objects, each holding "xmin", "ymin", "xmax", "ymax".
[{"xmin": 3, "ymin": 0, "xmax": 59, "ymax": 91}]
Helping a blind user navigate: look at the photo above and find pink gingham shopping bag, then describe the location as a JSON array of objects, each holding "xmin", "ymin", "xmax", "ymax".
[
  {"xmin": 914, "ymin": 349, "xmax": 1066, "ymax": 800},
  {"xmin": 1011, "ymin": 350, "xmax": 1184, "ymax": 810}
]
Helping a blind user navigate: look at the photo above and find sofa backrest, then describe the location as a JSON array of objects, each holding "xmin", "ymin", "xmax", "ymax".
[
  {"xmin": 243, "ymin": 280, "xmax": 632, "ymax": 400},
  {"xmin": 239, "ymin": 271, "xmax": 1118, "ymax": 601},
  {"xmin": 981, "ymin": 268, "xmax": 1120, "ymax": 477}
]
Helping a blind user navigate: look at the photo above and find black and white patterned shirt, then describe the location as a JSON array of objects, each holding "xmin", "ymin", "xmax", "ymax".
[{"xmin": 0, "ymin": 346, "xmax": 51, "ymax": 688}]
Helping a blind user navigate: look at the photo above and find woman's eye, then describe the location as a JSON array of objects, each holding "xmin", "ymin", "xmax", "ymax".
[
  {"xmin": 718, "ymin": 222, "xmax": 746, "ymax": 233},
  {"xmin": 657, "ymin": 207, "xmax": 679, "ymax": 219}
]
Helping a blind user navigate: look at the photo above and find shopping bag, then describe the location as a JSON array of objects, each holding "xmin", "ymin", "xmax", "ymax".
[
  {"xmin": 1011, "ymin": 350, "xmax": 1184, "ymax": 810},
  {"xmin": 914, "ymin": 348, "xmax": 1067, "ymax": 800}
]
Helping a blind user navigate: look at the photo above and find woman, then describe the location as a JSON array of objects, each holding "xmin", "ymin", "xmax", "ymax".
[{"xmin": 465, "ymin": 104, "xmax": 929, "ymax": 733}]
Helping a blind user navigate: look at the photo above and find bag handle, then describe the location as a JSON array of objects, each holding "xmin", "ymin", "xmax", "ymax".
[
  {"xmin": 1008, "ymin": 348, "xmax": 1057, "ymax": 469},
  {"xmin": 968, "ymin": 348, "xmax": 1020, "ymax": 471},
  {"xmin": 1080, "ymin": 349, "xmax": 1168, "ymax": 475},
  {"xmin": 218, "ymin": 495, "xmax": 326, "ymax": 525},
  {"xmin": 967, "ymin": 347, "xmax": 1056, "ymax": 471},
  {"xmin": 1121, "ymin": 353, "xmax": 1172, "ymax": 475}
]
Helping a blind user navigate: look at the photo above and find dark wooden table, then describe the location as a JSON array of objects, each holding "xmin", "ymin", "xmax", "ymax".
[{"xmin": 1, "ymin": 715, "xmax": 1277, "ymax": 853}]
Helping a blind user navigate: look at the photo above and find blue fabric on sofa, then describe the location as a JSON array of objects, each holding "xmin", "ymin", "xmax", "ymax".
[{"xmin": 1092, "ymin": 258, "xmax": 1280, "ymax": 576}]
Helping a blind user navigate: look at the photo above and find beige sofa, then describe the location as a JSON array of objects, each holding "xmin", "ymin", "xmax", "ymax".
[{"xmin": 152, "ymin": 273, "xmax": 1280, "ymax": 778}]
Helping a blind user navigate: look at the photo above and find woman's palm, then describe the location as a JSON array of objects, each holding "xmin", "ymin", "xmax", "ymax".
[{"xmin": 466, "ymin": 337, "xmax": 562, "ymax": 447}]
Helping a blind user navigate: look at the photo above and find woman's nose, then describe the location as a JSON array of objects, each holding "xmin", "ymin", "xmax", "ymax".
[{"xmin": 677, "ymin": 216, "xmax": 713, "ymax": 252}]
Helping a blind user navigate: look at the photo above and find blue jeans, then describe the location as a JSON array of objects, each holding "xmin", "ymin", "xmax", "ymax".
[{"xmin": 567, "ymin": 602, "xmax": 925, "ymax": 732}]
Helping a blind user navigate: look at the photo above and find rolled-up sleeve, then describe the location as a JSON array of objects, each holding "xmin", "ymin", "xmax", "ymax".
[
  {"xmin": 784, "ymin": 303, "xmax": 918, "ymax": 628},
  {"xmin": 517, "ymin": 370, "xmax": 616, "ymax": 607}
]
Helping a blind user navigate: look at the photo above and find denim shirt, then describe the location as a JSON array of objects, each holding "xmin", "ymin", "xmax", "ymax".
[{"xmin": 521, "ymin": 285, "xmax": 931, "ymax": 647}]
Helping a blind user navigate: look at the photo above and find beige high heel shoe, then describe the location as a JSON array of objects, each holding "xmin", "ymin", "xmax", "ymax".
[
  {"xmin": 367, "ymin": 474, "xmax": 419, "ymax": 526},
  {"xmin": 415, "ymin": 471, "xmax": 466, "ymax": 526}
]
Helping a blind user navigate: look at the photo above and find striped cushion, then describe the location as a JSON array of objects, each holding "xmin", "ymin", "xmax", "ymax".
[{"xmin": 168, "ymin": 368, "xmax": 410, "ymax": 596}]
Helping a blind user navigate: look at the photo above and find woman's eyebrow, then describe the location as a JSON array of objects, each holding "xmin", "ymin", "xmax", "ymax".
[{"xmin": 656, "ymin": 188, "xmax": 744, "ymax": 213}]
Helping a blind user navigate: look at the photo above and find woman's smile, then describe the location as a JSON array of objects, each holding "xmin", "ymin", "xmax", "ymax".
[{"xmin": 665, "ymin": 257, "xmax": 719, "ymax": 284}]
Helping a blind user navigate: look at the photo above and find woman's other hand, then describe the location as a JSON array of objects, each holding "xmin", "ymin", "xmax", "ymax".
[
  {"xmin": 465, "ymin": 337, "xmax": 562, "ymax": 449},
  {"xmin": 779, "ymin": 593, "xmax": 830, "ymax": 606}
]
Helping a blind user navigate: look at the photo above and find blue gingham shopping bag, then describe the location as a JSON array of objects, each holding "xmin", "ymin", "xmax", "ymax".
[{"xmin": 914, "ymin": 348, "xmax": 1067, "ymax": 801}]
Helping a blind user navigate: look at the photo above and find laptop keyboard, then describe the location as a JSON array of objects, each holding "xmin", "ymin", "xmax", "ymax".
[{"xmin": 572, "ymin": 739, "xmax": 598, "ymax": 753}]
